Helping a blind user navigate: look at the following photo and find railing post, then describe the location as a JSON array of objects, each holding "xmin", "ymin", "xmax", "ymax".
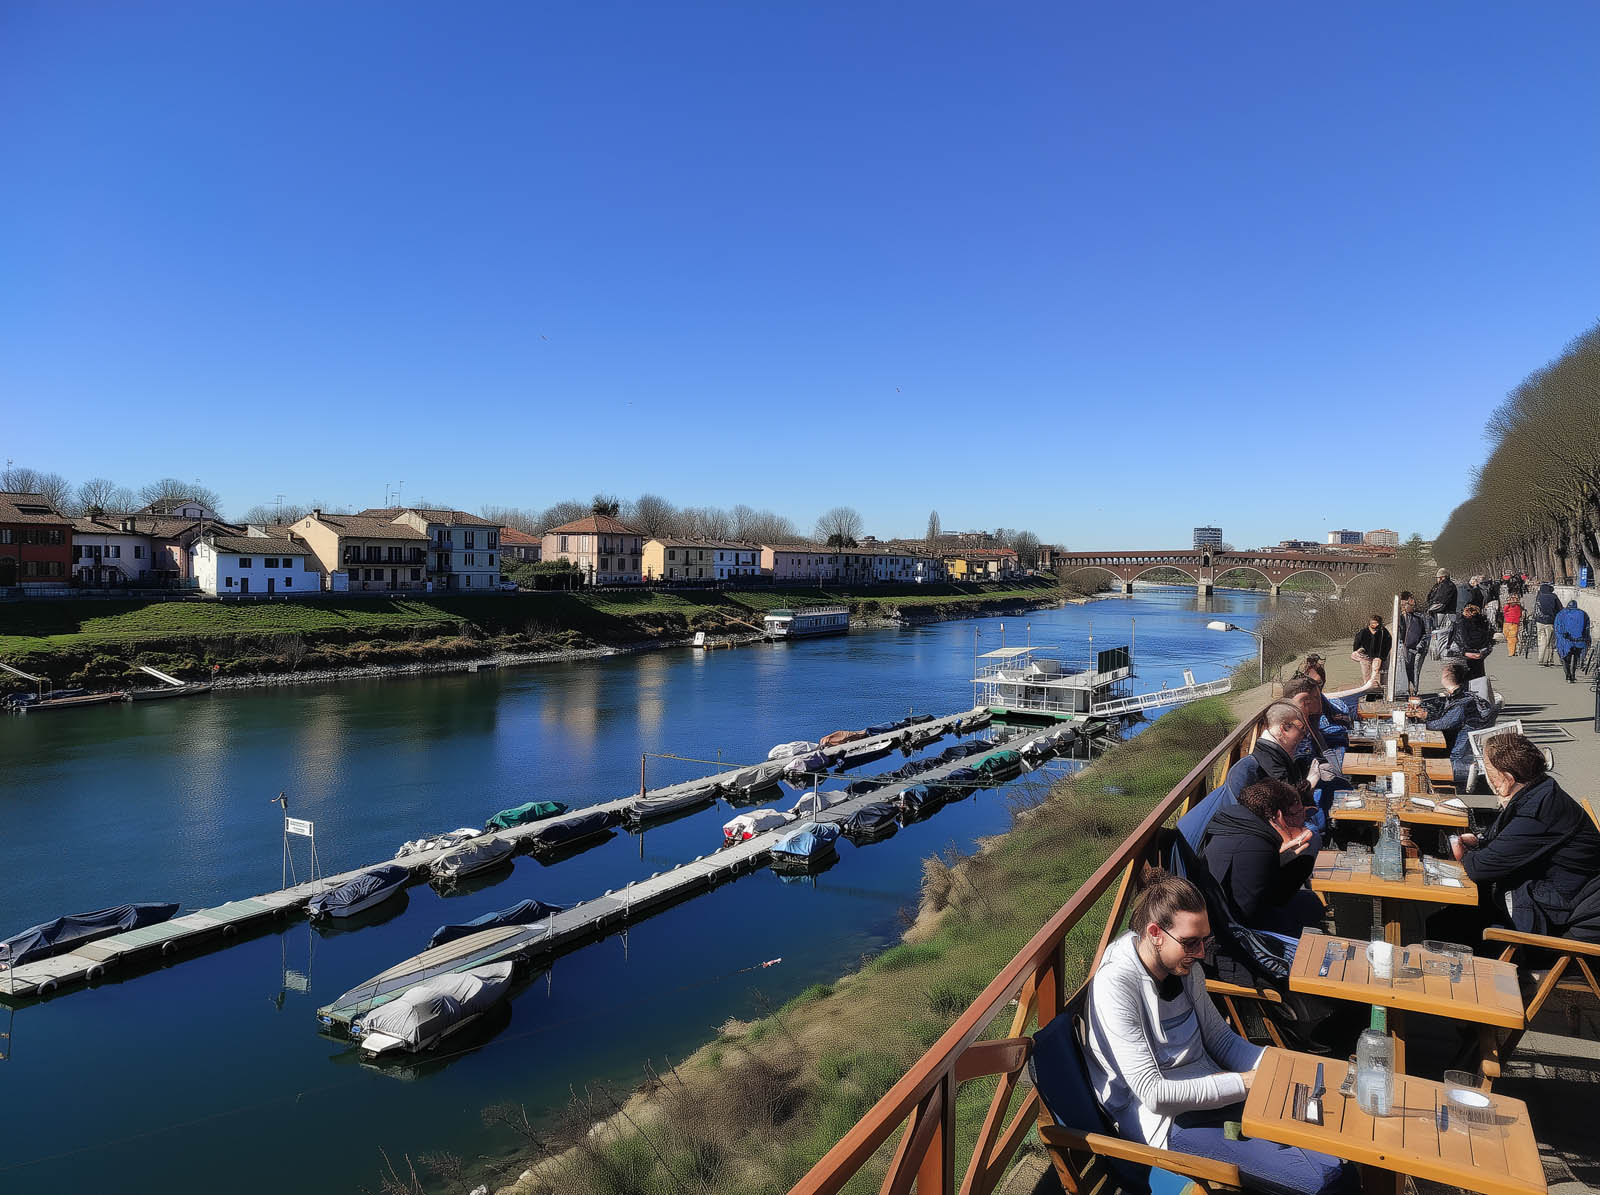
[{"xmin": 915, "ymin": 1073, "xmax": 955, "ymax": 1195}]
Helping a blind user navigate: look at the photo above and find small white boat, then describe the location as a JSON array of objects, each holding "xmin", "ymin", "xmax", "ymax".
[
  {"xmin": 785, "ymin": 789, "xmax": 848, "ymax": 819},
  {"xmin": 767, "ymin": 740, "xmax": 819, "ymax": 761},
  {"xmin": 395, "ymin": 828, "xmax": 481, "ymax": 859},
  {"xmin": 353, "ymin": 961, "xmax": 516, "ymax": 1056},
  {"xmin": 723, "ymin": 809, "xmax": 789, "ymax": 845}
]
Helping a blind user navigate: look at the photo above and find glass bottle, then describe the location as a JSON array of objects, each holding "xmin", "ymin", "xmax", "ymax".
[{"xmin": 1355, "ymin": 1006, "xmax": 1395, "ymax": 1116}]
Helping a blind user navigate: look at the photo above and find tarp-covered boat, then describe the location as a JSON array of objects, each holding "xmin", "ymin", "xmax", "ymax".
[
  {"xmin": 783, "ymin": 751, "xmax": 828, "ymax": 780},
  {"xmin": 955, "ymin": 711, "xmax": 993, "ymax": 733},
  {"xmin": 863, "ymin": 721, "xmax": 898, "ymax": 736},
  {"xmin": 723, "ymin": 809, "xmax": 788, "ymax": 844},
  {"xmin": 841, "ymin": 803, "xmax": 899, "ymax": 843},
  {"xmin": 844, "ymin": 776, "xmax": 889, "ymax": 796},
  {"xmin": 770, "ymin": 822, "xmax": 840, "ymax": 871},
  {"xmin": 837, "ymin": 742, "xmax": 895, "ymax": 768},
  {"xmin": 767, "ymin": 740, "xmax": 818, "ymax": 761},
  {"xmin": 430, "ymin": 836, "xmax": 515, "ymax": 883},
  {"xmin": 975, "ymin": 750, "xmax": 1023, "ymax": 781},
  {"xmin": 940, "ymin": 741, "xmax": 988, "ymax": 763},
  {"xmin": 819, "ymin": 729, "xmax": 866, "ymax": 748},
  {"xmin": 904, "ymin": 725, "xmax": 943, "ymax": 749},
  {"xmin": 725, "ymin": 761, "xmax": 787, "ymax": 796},
  {"xmin": 904, "ymin": 713, "xmax": 934, "ymax": 725},
  {"xmin": 309, "ymin": 865, "xmax": 410, "ymax": 920},
  {"xmin": 484, "ymin": 801, "xmax": 567, "ymax": 831},
  {"xmin": 426, "ymin": 900, "xmax": 563, "ymax": 950},
  {"xmin": 0, "ymin": 902, "xmax": 180, "ymax": 968},
  {"xmin": 395, "ymin": 827, "xmax": 481, "ymax": 859},
  {"xmin": 895, "ymin": 785, "xmax": 939, "ymax": 818},
  {"xmin": 934, "ymin": 766, "xmax": 982, "ymax": 800},
  {"xmin": 354, "ymin": 961, "xmax": 516, "ymax": 1056},
  {"xmin": 786, "ymin": 789, "xmax": 848, "ymax": 819},
  {"xmin": 527, "ymin": 809, "xmax": 620, "ymax": 855},
  {"xmin": 623, "ymin": 789, "xmax": 715, "ymax": 827}
]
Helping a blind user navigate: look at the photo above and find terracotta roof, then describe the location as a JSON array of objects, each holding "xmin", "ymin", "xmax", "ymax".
[
  {"xmin": 71, "ymin": 516, "xmax": 149, "ymax": 536},
  {"xmin": 206, "ymin": 535, "xmax": 311, "ymax": 556},
  {"xmin": 647, "ymin": 537, "xmax": 760, "ymax": 550},
  {"xmin": 499, "ymin": 527, "xmax": 542, "ymax": 546},
  {"xmin": 0, "ymin": 492, "xmax": 70, "ymax": 524},
  {"xmin": 946, "ymin": 548, "xmax": 1018, "ymax": 559},
  {"xmin": 545, "ymin": 514, "xmax": 642, "ymax": 535},
  {"xmin": 356, "ymin": 506, "xmax": 496, "ymax": 528},
  {"xmin": 137, "ymin": 497, "xmax": 212, "ymax": 516},
  {"xmin": 304, "ymin": 513, "xmax": 429, "ymax": 540}
]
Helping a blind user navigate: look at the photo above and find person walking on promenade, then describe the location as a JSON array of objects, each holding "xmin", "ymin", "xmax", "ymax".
[
  {"xmin": 1426, "ymin": 568, "xmax": 1457, "ymax": 636},
  {"xmin": 1448, "ymin": 604, "xmax": 1496, "ymax": 681},
  {"xmin": 1396, "ymin": 592, "xmax": 1429, "ymax": 697},
  {"xmin": 1502, "ymin": 594, "xmax": 1523, "ymax": 657},
  {"xmin": 1350, "ymin": 613, "xmax": 1391, "ymax": 691},
  {"xmin": 1555, "ymin": 599, "xmax": 1591, "ymax": 684},
  {"xmin": 1534, "ymin": 581, "xmax": 1562, "ymax": 665},
  {"xmin": 1458, "ymin": 574, "xmax": 1485, "ymax": 615}
]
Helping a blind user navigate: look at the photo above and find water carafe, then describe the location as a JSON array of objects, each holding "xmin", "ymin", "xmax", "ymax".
[{"xmin": 1355, "ymin": 1009, "xmax": 1395, "ymax": 1116}]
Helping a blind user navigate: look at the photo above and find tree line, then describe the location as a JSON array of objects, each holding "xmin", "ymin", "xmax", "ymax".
[
  {"xmin": 0, "ymin": 466, "xmax": 229, "ymax": 521},
  {"xmin": 1433, "ymin": 321, "xmax": 1600, "ymax": 582}
]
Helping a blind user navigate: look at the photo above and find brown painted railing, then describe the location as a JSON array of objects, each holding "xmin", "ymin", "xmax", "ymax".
[{"xmin": 789, "ymin": 701, "xmax": 1272, "ymax": 1195}]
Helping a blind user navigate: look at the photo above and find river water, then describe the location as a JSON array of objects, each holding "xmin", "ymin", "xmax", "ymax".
[{"xmin": 0, "ymin": 591, "xmax": 1267, "ymax": 1193}]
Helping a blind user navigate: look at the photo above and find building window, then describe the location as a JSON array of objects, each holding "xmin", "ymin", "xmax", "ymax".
[
  {"xmin": 239, "ymin": 558, "xmax": 253, "ymax": 567},
  {"xmin": 265, "ymin": 558, "xmax": 278, "ymax": 568},
  {"xmin": 465, "ymin": 531, "xmax": 476, "ymax": 549},
  {"xmin": 488, "ymin": 531, "xmax": 498, "ymax": 548},
  {"xmin": 284, "ymin": 577, "xmax": 292, "ymax": 587},
  {"xmin": 411, "ymin": 569, "xmax": 421, "ymax": 581},
  {"xmin": 465, "ymin": 553, "xmax": 475, "ymax": 566},
  {"xmin": 488, "ymin": 554, "xmax": 494, "ymax": 567},
  {"xmin": 559, "ymin": 535, "xmax": 568, "ymax": 552},
  {"xmin": 134, "ymin": 545, "xmax": 143, "ymax": 558},
  {"xmin": 465, "ymin": 575, "xmax": 471, "ymax": 587},
  {"xmin": 226, "ymin": 576, "xmax": 234, "ymax": 587},
  {"xmin": 0, "ymin": 530, "xmax": 9, "ymax": 543}
]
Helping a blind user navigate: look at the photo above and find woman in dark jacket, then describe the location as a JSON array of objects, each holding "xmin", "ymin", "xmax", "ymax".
[
  {"xmin": 1350, "ymin": 615, "xmax": 1392, "ymax": 690},
  {"xmin": 1198, "ymin": 779, "xmax": 1320, "ymax": 942},
  {"xmin": 1454, "ymin": 734, "xmax": 1600, "ymax": 941},
  {"xmin": 1447, "ymin": 604, "xmax": 1495, "ymax": 680}
]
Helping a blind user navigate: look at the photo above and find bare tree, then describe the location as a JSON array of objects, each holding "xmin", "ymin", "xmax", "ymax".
[
  {"xmin": 480, "ymin": 505, "xmax": 544, "ymax": 534},
  {"xmin": 626, "ymin": 493, "xmax": 679, "ymax": 538},
  {"xmin": 731, "ymin": 506, "xmax": 797, "ymax": 544},
  {"xmin": 239, "ymin": 501, "xmax": 314, "ymax": 526},
  {"xmin": 1012, "ymin": 530, "xmax": 1041, "ymax": 568},
  {"xmin": 680, "ymin": 505, "xmax": 733, "ymax": 540},
  {"xmin": 814, "ymin": 506, "xmax": 864, "ymax": 548},
  {"xmin": 140, "ymin": 477, "xmax": 224, "ymax": 515},
  {"xmin": 1, "ymin": 465, "xmax": 73, "ymax": 512},
  {"xmin": 926, "ymin": 509, "xmax": 941, "ymax": 547},
  {"xmin": 73, "ymin": 477, "xmax": 137, "ymax": 517},
  {"xmin": 539, "ymin": 499, "xmax": 588, "ymax": 532},
  {"xmin": 590, "ymin": 493, "xmax": 621, "ymax": 519}
]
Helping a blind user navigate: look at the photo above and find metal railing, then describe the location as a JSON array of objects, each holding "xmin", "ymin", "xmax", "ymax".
[{"xmin": 788, "ymin": 701, "xmax": 1269, "ymax": 1195}]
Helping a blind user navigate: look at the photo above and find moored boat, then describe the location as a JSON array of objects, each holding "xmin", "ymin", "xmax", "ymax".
[
  {"xmin": 723, "ymin": 808, "xmax": 788, "ymax": 845},
  {"xmin": 622, "ymin": 789, "xmax": 715, "ymax": 828},
  {"xmin": 526, "ymin": 809, "xmax": 620, "ymax": 856},
  {"xmin": 840, "ymin": 803, "xmax": 899, "ymax": 844},
  {"xmin": 427, "ymin": 900, "xmax": 563, "ymax": 950},
  {"xmin": 785, "ymin": 789, "xmax": 848, "ymax": 819},
  {"xmin": 308, "ymin": 865, "xmax": 410, "ymax": 920},
  {"xmin": 127, "ymin": 683, "xmax": 214, "ymax": 701},
  {"xmin": 395, "ymin": 827, "xmax": 481, "ymax": 859},
  {"xmin": 767, "ymin": 740, "xmax": 819, "ymax": 761},
  {"xmin": 484, "ymin": 801, "xmax": 567, "ymax": 831},
  {"xmin": 0, "ymin": 902, "xmax": 180, "ymax": 967},
  {"xmin": 724, "ymin": 760, "xmax": 788, "ymax": 797},
  {"xmin": 762, "ymin": 605, "xmax": 850, "ymax": 640},
  {"xmin": 769, "ymin": 822, "xmax": 841, "ymax": 872},
  {"xmin": 352, "ymin": 961, "xmax": 516, "ymax": 1056},
  {"xmin": 429, "ymin": 836, "xmax": 515, "ymax": 883}
]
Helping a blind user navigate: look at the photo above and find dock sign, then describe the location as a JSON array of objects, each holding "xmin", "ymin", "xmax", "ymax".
[{"xmin": 284, "ymin": 816, "xmax": 315, "ymax": 838}]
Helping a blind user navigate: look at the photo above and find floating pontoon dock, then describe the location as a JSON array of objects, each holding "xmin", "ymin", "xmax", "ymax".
[{"xmin": 1, "ymin": 706, "xmax": 1023, "ymax": 1001}]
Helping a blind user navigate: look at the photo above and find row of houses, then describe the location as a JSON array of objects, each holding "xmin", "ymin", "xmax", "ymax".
[
  {"xmin": 0, "ymin": 492, "xmax": 504, "ymax": 595},
  {"xmin": 1, "ymin": 491, "xmax": 1031, "ymax": 595}
]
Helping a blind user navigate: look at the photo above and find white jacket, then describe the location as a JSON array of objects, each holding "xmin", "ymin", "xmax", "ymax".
[{"xmin": 1085, "ymin": 931, "xmax": 1264, "ymax": 1148}]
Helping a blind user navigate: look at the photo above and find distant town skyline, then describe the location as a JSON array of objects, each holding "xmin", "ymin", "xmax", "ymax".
[{"xmin": 5, "ymin": 3, "xmax": 1596, "ymax": 549}]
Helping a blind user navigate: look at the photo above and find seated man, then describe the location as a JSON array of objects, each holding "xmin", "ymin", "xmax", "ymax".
[
  {"xmin": 1199, "ymin": 780, "xmax": 1321, "ymax": 949},
  {"xmin": 1085, "ymin": 868, "xmax": 1355, "ymax": 1195},
  {"xmin": 1177, "ymin": 702, "xmax": 1314, "ymax": 851},
  {"xmin": 1282, "ymin": 676, "xmax": 1352, "ymax": 833},
  {"xmin": 1453, "ymin": 733, "xmax": 1600, "ymax": 941},
  {"xmin": 1408, "ymin": 663, "xmax": 1495, "ymax": 790}
]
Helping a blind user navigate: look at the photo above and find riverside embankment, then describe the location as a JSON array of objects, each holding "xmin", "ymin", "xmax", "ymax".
[{"xmin": 0, "ymin": 579, "xmax": 1070, "ymax": 691}]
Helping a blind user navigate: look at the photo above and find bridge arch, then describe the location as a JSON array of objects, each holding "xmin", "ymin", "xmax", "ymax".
[
  {"xmin": 1212, "ymin": 565, "xmax": 1273, "ymax": 590},
  {"xmin": 1277, "ymin": 569, "xmax": 1341, "ymax": 595},
  {"xmin": 1337, "ymin": 570, "xmax": 1391, "ymax": 597},
  {"xmin": 1129, "ymin": 564, "xmax": 1201, "ymax": 587}
]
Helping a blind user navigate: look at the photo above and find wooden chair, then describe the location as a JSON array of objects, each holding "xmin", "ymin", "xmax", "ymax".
[
  {"xmin": 1030, "ymin": 999, "xmax": 1242, "ymax": 1195},
  {"xmin": 1482, "ymin": 926, "xmax": 1600, "ymax": 1078}
]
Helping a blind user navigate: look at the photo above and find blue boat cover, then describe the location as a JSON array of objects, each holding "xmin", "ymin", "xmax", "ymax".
[
  {"xmin": 427, "ymin": 899, "xmax": 564, "ymax": 949},
  {"xmin": 772, "ymin": 821, "xmax": 840, "ymax": 859},
  {"xmin": 529, "ymin": 809, "xmax": 620, "ymax": 851},
  {"xmin": 0, "ymin": 902, "xmax": 180, "ymax": 967},
  {"xmin": 308, "ymin": 865, "xmax": 409, "ymax": 918},
  {"xmin": 864, "ymin": 722, "xmax": 897, "ymax": 736}
]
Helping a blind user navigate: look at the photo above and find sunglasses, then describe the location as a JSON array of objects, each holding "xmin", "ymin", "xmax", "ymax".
[{"xmin": 1159, "ymin": 927, "xmax": 1214, "ymax": 956}]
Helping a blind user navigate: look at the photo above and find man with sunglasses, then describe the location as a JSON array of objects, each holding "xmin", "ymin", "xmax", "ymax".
[{"xmin": 1086, "ymin": 869, "xmax": 1356, "ymax": 1194}]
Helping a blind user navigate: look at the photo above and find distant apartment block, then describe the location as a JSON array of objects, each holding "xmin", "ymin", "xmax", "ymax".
[
  {"xmin": 1364, "ymin": 528, "xmax": 1400, "ymax": 547},
  {"xmin": 358, "ymin": 507, "xmax": 501, "ymax": 590},
  {"xmin": 1192, "ymin": 525, "xmax": 1223, "ymax": 550},
  {"xmin": 542, "ymin": 514, "xmax": 643, "ymax": 584},
  {"xmin": 1327, "ymin": 529, "xmax": 1364, "ymax": 545}
]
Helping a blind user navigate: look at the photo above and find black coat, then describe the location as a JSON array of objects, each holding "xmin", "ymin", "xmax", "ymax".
[
  {"xmin": 1457, "ymin": 582, "xmax": 1484, "ymax": 611},
  {"xmin": 1397, "ymin": 610, "xmax": 1429, "ymax": 651},
  {"xmin": 1353, "ymin": 625, "xmax": 1392, "ymax": 662},
  {"xmin": 1463, "ymin": 776, "xmax": 1600, "ymax": 941},
  {"xmin": 1198, "ymin": 801, "xmax": 1317, "ymax": 936},
  {"xmin": 1534, "ymin": 583, "xmax": 1561, "ymax": 624},
  {"xmin": 1426, "ymin": 578, "xmax": 1457, "ymax": 615},
  {"xmin": 1448, "ymin": 614, "xmax": 1495, "ymax": 657},
  {"xmin": 1251, "ymin": 736, "xmax": 1313, "ymax": 790}
]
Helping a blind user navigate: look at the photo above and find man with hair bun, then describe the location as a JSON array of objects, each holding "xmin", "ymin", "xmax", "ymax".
[{"xmin": 1086, "ymin": 868, "xmax": 1355, "ymax": 1193}]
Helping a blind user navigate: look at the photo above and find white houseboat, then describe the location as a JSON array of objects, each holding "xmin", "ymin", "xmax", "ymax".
[{"xmin": 763, "ymin": 605, "xmax": 850, "ymax": 639}]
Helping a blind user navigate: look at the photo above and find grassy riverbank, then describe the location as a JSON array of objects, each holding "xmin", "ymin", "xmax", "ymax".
[
  {"xmin": 424, "ymin": 698, "xmax": 1238, "ymax": 1195},
  {"xmin": 0, "ymin": 581, "xmax": 1062, "ymax": 689}
]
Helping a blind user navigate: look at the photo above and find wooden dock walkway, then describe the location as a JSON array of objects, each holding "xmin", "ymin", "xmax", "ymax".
[
  {"xmin": 315, "ymin": 720, "xmax": 1074, "ymax": 1029},
  {"xmin": 2, "ymin": 706, "xmax": 1027, "ymax": 1001}
]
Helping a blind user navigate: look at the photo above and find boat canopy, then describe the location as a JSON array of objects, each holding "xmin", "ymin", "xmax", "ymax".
[
  {"xmin": 976, "ymin": 750, "xmax": 1023, "ymax": 777},
  {"xmin": 485, "ymin": 801, "xmax": 567, "ymax": 831},
  {"xmin": 895, "ymin": 785, "xmax": 938, "ymax": 816},
  {"xmin": 841, "ymin": 803, "xmax": 899, "ymax": 841},
  {"xmin": 819, "ymin": 729, "xmax": 867, "ymax": 748},
  {"xmin": 723, "ymin": 809, "xmax": 788, "ymax": 842},
  {"xmin": 357, "ymin": 961, "xmax": 515, "ymax": 1051},
  {"xmin": 427, "ymin": 900, "xmax": 563, "ymax": 950},
  {"xmin": 772, "ymin": 821, "xmax": 840, "ymax": 859},
  {"xmin": 767, "ymin": 740, "xmax": 819, "ymax": 761},
  {"xmin": 0, "ymin": 902, "xmax": 179, "ymax": 967},
  {"xmin": 308, "ymin": 865, "xmax": 409, "ymax": 918}
]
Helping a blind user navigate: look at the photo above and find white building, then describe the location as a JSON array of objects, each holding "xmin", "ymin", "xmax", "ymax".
[
  {"xmin": 1364, "ymin": 528, "xmax": 1400, "ymax": 548},
  {"xmin": 713, "ymin": 544, "xmax": 761, "ymax": 580},
  {"xmin": 192, "ymin": 532, "xmax": 317, "ymax": 595},
  {"xmin": 71, "ymin": 516, "xmax": 156, "ymax": 587}
]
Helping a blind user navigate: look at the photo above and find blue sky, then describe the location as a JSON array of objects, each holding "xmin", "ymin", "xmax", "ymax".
[{"xmin": 3, "ymin": 2, "xmax": 1596, "ymax": 546}]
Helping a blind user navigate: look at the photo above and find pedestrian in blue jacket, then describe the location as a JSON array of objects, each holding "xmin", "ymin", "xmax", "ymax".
[{"xmin": 1554, "ymin": 600, "xmax": 1591, "ymax": 683}]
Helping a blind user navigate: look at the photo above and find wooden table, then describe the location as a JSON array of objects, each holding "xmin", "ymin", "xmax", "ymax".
[
  {"xmin": 1243, "ymin": 1047, "xmax": 1547, "ymax": 1195},
  {"xmin": 1309, "ymin": 851, "xmax": 1478, "ymax": 946},
  {"xmin": 1357, "ymin": 700, "xmax": 1419, "ymax": 721},
  {"xmin": 1347, "ymin": 727, "xmax": 1447, "ymax": 753},
  {"xmin": 1342, "ymin": 753, "xmax": 1456, "ymax": 785},
  {"xmin": 1290, "ymin": 931, "xmax": 1524, "ymax": 1076},
  {"xmin": 1331, "ymin": 791, "xmax": 1469, "ymax": 829}
]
